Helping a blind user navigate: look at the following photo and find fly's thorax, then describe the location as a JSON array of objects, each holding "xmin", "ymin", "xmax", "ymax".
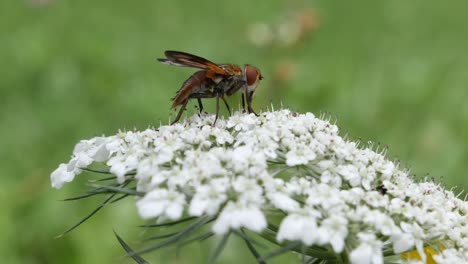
[
  {"xmin": 220, "ymin": 64, "xmax": 243, "ymax": 75},
  {"xmin": 213, "ymin": 76, "xmax": 223, "ymax": 84}
]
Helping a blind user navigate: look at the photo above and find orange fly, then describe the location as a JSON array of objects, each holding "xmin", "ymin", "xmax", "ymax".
[{"xmin": 157, "ymin": 51, "xmax": 263, "ymax": 125}]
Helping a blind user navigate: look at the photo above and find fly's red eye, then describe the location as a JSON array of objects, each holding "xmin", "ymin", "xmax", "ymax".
[{"xmin": 245, "ymin": 65, "xmax": 260, "ymax": 86}]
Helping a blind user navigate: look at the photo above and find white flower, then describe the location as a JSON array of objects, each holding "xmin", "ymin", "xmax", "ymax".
[
  {"xmin": 434, "ymin": 248, "xmax": 468, "ymax": 264},
  {"xmin": 317, "ymin": 215, "xmax": 348, "ymax": 253},
  {"xmin": 277, "ymin": 209, "xmax": 321, "ymax": 245},
  {"xmin": 50, "ymin": 163, "xmax": 76, "ymax": 189},
  {"xmin": 211, "ymin": 127, "xmax": 234, "ymax": 145},
  {"xmin": 233, "ymin": 176, "xmax": 264, "ymax": 204},
  {"xmin": 349, "ymin": 233, "xmax": 383, "ymax": 264},
  {"xmin": 226, "ymin": 113, "xmax": 259, "ymax": 131},
  {"xmin": 337, "ymin": 164, "xmax": 361, "ymax": 187},
  {"xmin": 135, "ymin": 156, "xmax": 163, "ymax": 182},
  {"xmin": 212, "ymin": 201, "xmax": 267, "ymax": 234},
  {"xmin": 107, "ymin": 153, "xmax": 139, "ymax": 183},
  {"xmin": 189, "ymin": 179, "xmax": 229, "ymax": 216},
  {"xmin": 267, "ymin": 192, "xmax": 300, "ymax": 212},
  {"xmin": 73, "ymin": 137, "xmax": 111, "ymax": 162},
  {"xmin": 51, "ymin": 137, "xmax": 113, "ymax": 189},
  {"xmin": 136, "ymin": 189, "xmax": 185, "ymax": 220},
  {"xmin": 392, "ymin": 222, "xmax": 427, "ymax": 262},
  {"xmin": 51, "ymin": 109, "xmax": 468, "ymax": 263},
  {"xmin": 285, "ymin": 144, "xmax": 317, "ymax": 166},
  {"xmin": 306, "ymin": 183, "xmax": 343, "ymax": 210},
  {"xmin": 391, "ymin": 232, "xmax": 416, "ymax": 254},
  {"xmin": 341, "ymin": 187, "xmax": 365, "ymax": 205}
]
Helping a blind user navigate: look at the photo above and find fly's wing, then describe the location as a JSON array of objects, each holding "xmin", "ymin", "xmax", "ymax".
[{"xmin": 157, "ymin": 50, "xmax": 227, "ymax": 75}]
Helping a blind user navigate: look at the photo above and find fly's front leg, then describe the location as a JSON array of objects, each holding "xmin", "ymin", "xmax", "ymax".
[
  {"xmin": 241, "ymin": 93, "xmax": 246, "ymax": 113},
  {"xmin": 214, "ymin": 78, "xmax": 236, "ymax": 117},
  {"xmin": 213, "ymin": 93, "xmax": 220, "ymax": 127},
  {"xmin": 221, "ymin": 97, "xmax": 231, "ymax": 116},
  {"xmin": 224, "ymin": 79, "xmax": 246, "ymax": 114},
  {"xmin": 246, "ymin": 91, "xmax": 259, "ymax": 116},
  {"xmin": 248, "ymin": 104, "xmax": 259, "ymax": 116},
  {"xmin": 197, "ymin": 98, "xmax": 204, "ymax": 115}
]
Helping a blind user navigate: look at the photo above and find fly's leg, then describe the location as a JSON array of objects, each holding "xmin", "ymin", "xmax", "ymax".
[
  {"xmin": 213, "ymin": 94, "xmax": 220, "ymax": 127},
  {"xmin": 248, "ymin": 105, "xmax": 259, "ymax": 116},
  {"xmin": 197, "ymin": 98, "xmax": 204, "ymax": 115},
  {"xmin": 246, "ymin": 91, "xmax": 259, "ymax": 116},
  {"xmin": 241, "ymin": 93, "xmax": 246, "ymax": 113},
  {"xmin": 171, "ymin": 100, "xmax": 189, "ymax": 125},
  {"xmin": 221, "ymin": 97, "xmax": 231, "ymax": 116}
]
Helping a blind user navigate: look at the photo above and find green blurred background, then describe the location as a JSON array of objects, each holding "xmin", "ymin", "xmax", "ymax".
[{"xmin": 1, "ymin": 0, "xmax": 467, "ymax": 263}]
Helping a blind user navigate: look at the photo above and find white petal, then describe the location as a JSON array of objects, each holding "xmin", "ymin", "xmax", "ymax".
[
  {"xmin": 277, "ymin": 214, "xmax": 318, "ymax": 245},
  {"xmin": 136, "ymin": 190, "xmax": 168, "ymax": 219},
  {"xmin": 391, "ymin": 233, "xmax": 414, "ymax": 253},
  {"xmin": 212, "ymin": 202, "xmax": 266, "ymax": 234},
  {"xmin": 50, "ymin": 163, "xmax": 75, "ymax": 189},
  {"xmin": 268, "ymin": 192, "xmax": 300, "ymax": 212},
  {"xmin": 165, "ymin": 203, "xmax": 184, "ymax": 220},
  {"xmin": 349, "ymin": 244, "xmax": 373, "ymax": 264},
  {"xmin": 330, "ymin": 234, "xmax": 345, "ymax": 253}
]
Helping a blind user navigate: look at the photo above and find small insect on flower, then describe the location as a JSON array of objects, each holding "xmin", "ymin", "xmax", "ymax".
[
  {"xmin": 376, "ymin": 184, "xmax": 388, "ymax": 195},
  {"xmin": 157, "ymin": 51, "xmax": 263, "ymax": 125}
]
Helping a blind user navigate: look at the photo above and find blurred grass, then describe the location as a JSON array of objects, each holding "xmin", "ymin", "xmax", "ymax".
[{"xmin": 1, "ymin": 0, "xmax": 467, "ymax": 263}]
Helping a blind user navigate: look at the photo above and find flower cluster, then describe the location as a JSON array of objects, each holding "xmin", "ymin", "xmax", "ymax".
[{"xmin": 51, "ymin": 109, "xmax": 468, "ymax": 263}]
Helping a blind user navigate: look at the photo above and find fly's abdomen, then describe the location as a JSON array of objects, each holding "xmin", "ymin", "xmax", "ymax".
[{"xmin": 172, "ymin": 71, "xmax": 214, "ymax": 107}]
